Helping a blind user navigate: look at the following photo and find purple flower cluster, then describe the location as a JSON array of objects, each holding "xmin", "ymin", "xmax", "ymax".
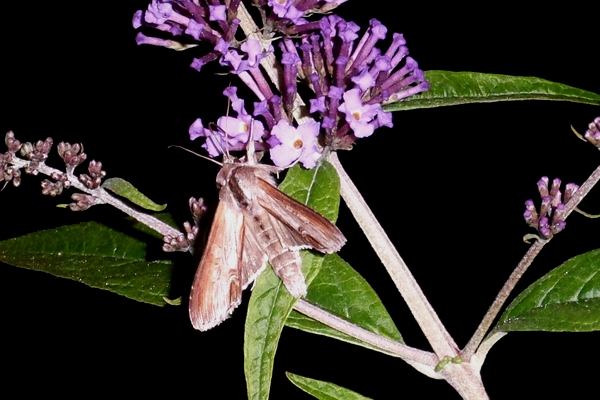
[
  {"xmin": 1, "ymin": 132, "xmax": 23, "ymax": 187},
  {"xmin": 189, "ymin": 87, "xmax": 266, "ymax": 156},
  {"xmin": 523, "ymin": 177, "xmax": 578, "ymax": 239},
  {"xmin": 133, "ymin": 1, "xmax": 429, "ymax": 168},
  {"xmin": 583, "ymin": 116, "xmax": 600, "ymax": 148},
  {"xmin": 267, "ymin": 0, "xmax": 349, "ymax": 25}
]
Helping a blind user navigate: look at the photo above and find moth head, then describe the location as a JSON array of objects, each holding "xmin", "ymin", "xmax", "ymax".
[{"xmin": 215, "ymin": 160, "xmax": 238, "ymax": 188}]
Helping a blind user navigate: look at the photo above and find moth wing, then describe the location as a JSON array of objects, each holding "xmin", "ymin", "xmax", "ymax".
[
  {"xmin": 265, "ymin": 211, "xmax": 307, "ymax": 297},
  {"xmin": 255, "ymin": 177, "xmax": 346, "ymax": 253},
  {"xmin": 240, "ymin": 214, "xmax": 269, "ymax": 285},
  {"xmin": 189, "ymin": 200, "xmax": 244, "ymax": 331}
]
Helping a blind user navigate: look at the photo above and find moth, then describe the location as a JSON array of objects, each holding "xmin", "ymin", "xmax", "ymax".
[{"xmin": 189, "ymin": 140, "xmax": 346, "ymax": 331}]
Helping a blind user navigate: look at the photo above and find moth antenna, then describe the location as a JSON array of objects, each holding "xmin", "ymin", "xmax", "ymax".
[
  {"xmin": 207, "ymin": 122, "xmax": 231, "ymax": 160},
  {"xmin": 168, "ymin": 145, "xmax": 223, "ymax": 166},
  {"xmin": 225, "ymin": 90, "xmax": 232, "ymax": 118},
  {"xmin": 206, "ymin": 91, "xmax": 242, "ymax": 163}
]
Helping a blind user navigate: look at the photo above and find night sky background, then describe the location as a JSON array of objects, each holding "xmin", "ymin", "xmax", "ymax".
[{"xmin": 2, "ymin": 2, "xmax": 599, "ymax": 398}]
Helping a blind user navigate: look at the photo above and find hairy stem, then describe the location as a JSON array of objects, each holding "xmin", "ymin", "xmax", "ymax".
[
  {"xmin": 238, "ymin": 5, "xmax": 456, "ymax": 357},
  {"xmin": 293, "ymin": 299, "xmax": 440, "ymax": 376},
  {"xmin": 10, "ymin": 156, "xmax": 181, "ymax": 239},
  {"xmin": 463, "ymin": 162, "xmax": 600, "ymax": 360},
  {"xmin": 462, "ymin": 239, "xmax": 546, "ymax": 359},
  {"xmin": 237, "ymin": 6, "xmax": 492, "ymax": 396},
  {"xmin": 328, "ymin": 152, "xmax": 458, "ymax": 358}
]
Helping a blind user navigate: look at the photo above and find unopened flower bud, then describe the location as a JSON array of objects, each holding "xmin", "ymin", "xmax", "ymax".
[
  {"xmin": 41, "ymin": 179, "xmax": 64, "ymax": 197},
  {"xmin": 20, "ymin": 142, "xmax": 34, "ymax": 157},
  {"xmin": 88, "ymin": 160, "xmax": 106, "ymax": 179},
  {"xmin": 5, "ymin": 131, "xmax": 22, "ymax": 153},
  {"xmin": 70, "ymin": 193, "xmax": 100, "ymax": 211},
  {"xmin": 524, "ymin": 177, "xmax": 576, "ymax": 239}
]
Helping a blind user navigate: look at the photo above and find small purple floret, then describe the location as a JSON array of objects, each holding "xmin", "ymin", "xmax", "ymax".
[{"xmin": 269, "ymin": 120, "xmax": 321, "ymax": 168}]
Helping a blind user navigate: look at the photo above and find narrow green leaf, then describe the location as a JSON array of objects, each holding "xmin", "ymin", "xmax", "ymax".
[
  {"xmin": 286, "ymin": 254, "xmax": 403, "ymax": 356},
  {"xmin": 286, "ymin": 372, "xmax": 372, "ymax": 400},
  {"xmin": 245, "ymin": 252, "xmax": 323, "ymax": 400},
  {"xmin": 244, "ymin": 161, "xmax": 342, "ymax": 400},
  {"xmin": 385, "ymin": 71, "xmax": 600, "ymax": 111},
  {"xmin": 102, "ymin": 177, "xmax": 167, "ymax": 211},
  {"xmin": 492, "ymin": 248, "xmax": 600, "ymax": 334},
  {"xmin": 0, "ymin": 222, "xmax": 173, "ymax": 306},
  {"xmin": 279, "ymin": 161, "xmax": 342, "ymax": 222}
]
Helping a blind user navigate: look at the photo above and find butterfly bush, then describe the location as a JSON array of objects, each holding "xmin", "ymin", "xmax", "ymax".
[
  {"xmin": 133, "ymin": 0, "xmax": 429, "ymax": 168},
  {"xmin": 2, "ymin": 1, "xmax": 600, "ymax": 398}
]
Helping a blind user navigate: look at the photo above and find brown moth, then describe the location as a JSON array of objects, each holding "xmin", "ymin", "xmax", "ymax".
[{"xmin": 189, "ymin": 141, "xmax": 346, "ymax": 331}]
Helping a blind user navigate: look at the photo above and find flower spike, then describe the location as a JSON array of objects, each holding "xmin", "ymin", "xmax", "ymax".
[{"xmin": 524, "ymin": 176, "xmax": 578, "ymax": 239}]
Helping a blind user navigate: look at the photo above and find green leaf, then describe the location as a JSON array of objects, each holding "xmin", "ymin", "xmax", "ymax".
[
  {"xmin": 244, "ymin": 161, "xmax": 342, "ymax": 400},
  {"xmin": 286, "ymin": 253, "xmax": 403, "ymax": 356},
  {"xmin": 492, "ymin": 248, "xmax": 600, "ymax": 334},
  {"xmin": 385, "ymin": 71, "xmax": 600, "ymax": 111},
  {"xmin": 279, "ymin": 161, "xmax": 342, "ymax": 222},
  {"xmin": 286, "ymin": 372, "xmax": 372, "ymax": 400},
  {"xmin": 0, "ymin": 222, "xmax": 173, "ymax": 306},
  {"xmin": 102, "ymin": 177, "xmax": 167, "ymax": 211},
  {"xmin": 245, "ymin": 252, "xmax": 324, "ymax": 400}
]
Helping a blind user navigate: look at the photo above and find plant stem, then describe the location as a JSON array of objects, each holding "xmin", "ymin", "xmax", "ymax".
[
  {"xmin": 328, "ymin": 153, "xmax": 491, "ymax": 397},
  {"xmin": 463, "ymin": 162, "xmax": 600, "ymax": 360},
  {"xmin": 237, "ymin": 6, "xmax": 491, "ymax": 396},
  {"xmin": 10, "ymin": 156, "xmax": 182, "ymax": 239},
  {"xmin": 293, "ymin": 299, "xmax": 440, "ymax": 375},
  {"xmin": 328, "ymin": 152, "xmax": 458, "ymax": 358},
  {"xmin": 461, "ymin": 239, "xmax": 546, "ymax": 360}
]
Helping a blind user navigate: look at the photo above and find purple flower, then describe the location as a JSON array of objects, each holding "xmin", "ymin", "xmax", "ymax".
[
  {"xmin": 145, "ymin": 1, "xmax": 175, "ymax": 25},
  {"xmin": 584, "ymin": 116, "xmax": 600, "ymax": 148},
  {"xmin": 268, "ymin": 0, "xmax": 291, "ymax": 18},
  {"xmin": 189, "ymin": 119, "xmax": 222, "ymax": 157},
  {"xmin": 185, "ymin": 20, "xmax": 205, "ymax": 40},
  {"xmin": 189, "ymin": 116, "xmax": 265, "ymax": 157},
  {"xmin": 338, "ymin": 89, "xmax": 387, "ymax": 138},
  {"xmin": 524, "ymin": 177, "xmax": 578, "ymax": 239},
  {"xmin": 189, "ymin": 87, "xmax": 266, "ymax": 157},
  {"xmin": 289, "ymin": 17, "xmax": 427, "ymax": 148},
  {"xmin": 209, "ymin": 5, "xmax": 227, "ymax": 22},
  {"xmin": 133, "ymin": 1, "xmax": 240, "ymax": 72},
  {"xmin": 136, "ymin": 1, "xmax": 429, "ymax": 168},
  {"xmin": 268, "ymin": 120, "xmax": 321, "ymax": 168},
  {"xmin": 268, "ymin": 0, "xmax": 304, "ymax": 24},
  {"xmin": 267, "ymin": 0, "xmax": 348, "ymax": 22}
]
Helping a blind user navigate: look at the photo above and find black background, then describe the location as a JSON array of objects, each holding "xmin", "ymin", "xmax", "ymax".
[{"xmin": 2, "ymin": 2, "xmax": 599, "ymax": 398}]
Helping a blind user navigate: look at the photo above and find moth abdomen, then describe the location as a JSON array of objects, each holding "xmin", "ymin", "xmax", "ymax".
[{"xmin": 269, "ymin": 250, "xmax": 306, "ymax": 297}]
